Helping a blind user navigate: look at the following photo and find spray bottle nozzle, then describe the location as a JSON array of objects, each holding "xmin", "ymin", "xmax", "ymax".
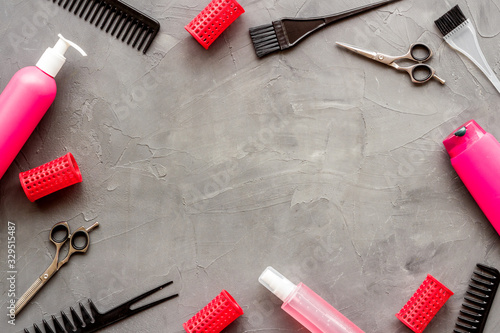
[
  {"xmin": 36, "ymin": 34, "xmax": 87, "ymax": 78},
  {"xmin": 259, "ymin": 266, "xmax": 297, "ymax": 302}
]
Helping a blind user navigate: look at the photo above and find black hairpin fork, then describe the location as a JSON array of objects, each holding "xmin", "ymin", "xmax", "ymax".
[{"xmin": 24, "ymin": 281, "xmax": 178, "ymax": 333}]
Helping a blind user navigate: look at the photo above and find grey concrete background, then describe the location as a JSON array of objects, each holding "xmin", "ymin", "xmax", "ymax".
[{"xmin": 1, "ymin": 0, "xmax": 500, "ymax": 332}]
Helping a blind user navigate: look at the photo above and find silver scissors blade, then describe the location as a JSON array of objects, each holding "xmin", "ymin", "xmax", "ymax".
[{"xmin": 336, "ymin": 41, "xmax": 379, "ymax": 62}]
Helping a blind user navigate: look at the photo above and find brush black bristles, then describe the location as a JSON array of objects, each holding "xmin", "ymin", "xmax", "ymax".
[
  {"xmin": 249, "ymin": 23, "xmax": 282, "ymax": 58},
  {"xmin": 435, "ymin": 5, "xmax": 467, "ymax": 36},
  {"xmin": 49, "ymin": 0, "xmax": 160, "ymax": 53}
]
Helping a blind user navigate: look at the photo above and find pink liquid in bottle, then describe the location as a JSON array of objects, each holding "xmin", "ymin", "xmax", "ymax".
[
  {"xmin": 259, "ymin": 266, "xmax": 365, "ymax": 333},
  {"xmin": 443, "ymin": 119, "xmax": 500, "ymax": 235}
]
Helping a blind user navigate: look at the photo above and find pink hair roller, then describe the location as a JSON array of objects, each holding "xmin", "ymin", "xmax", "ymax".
[
  {"xmin": 19, "ymin": 152, "xmax": 82, "ymax": 202},
  {"xmin": 183, "ymin": 290, "xmax": 243, "ymax": 333},
  {"xmin": 185, "ymin": 0, "xmax": 245, "ymax": 49},
  {"xmin": 396, "ymin": 275, "xmax": 453, "ymax": 333}
]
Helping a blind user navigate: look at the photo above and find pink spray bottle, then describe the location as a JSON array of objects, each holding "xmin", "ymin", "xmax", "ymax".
[
  {"xmin": 259, "ymin": 266, "xmax": 365, "ymax": 333},
  {"xmin": 0, "ymin": 34, "xmax": 86, "ymax": 181},
  {"xmin": 443, "ymin": 119, "xmax": 500, "ymax": 235}
]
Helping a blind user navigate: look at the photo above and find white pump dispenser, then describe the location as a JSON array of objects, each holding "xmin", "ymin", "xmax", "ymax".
[{"xmin": 36, "ymin": 34, "xmax": 87, "ymax": 77}]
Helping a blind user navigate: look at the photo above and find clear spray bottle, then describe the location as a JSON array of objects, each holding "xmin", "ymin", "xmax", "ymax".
[{"xmin": 259, "ymin": 266, "xmax": 365, "ymax": 333}]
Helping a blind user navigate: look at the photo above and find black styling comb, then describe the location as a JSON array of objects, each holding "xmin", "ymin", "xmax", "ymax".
[
  {"xmin": 49, "ymin": 0, "xmax": 160, "ymax": 53},
  {"xmin": 23, "ymin": 281, "xmax": 178, "ymax": 333},
  {"xmin": 249, "ymin": 0, "xmax": 401, "ymax": 58},
  {"xmin": 454, "ymin": 264, "xmax": 500, "ymax": 333}
]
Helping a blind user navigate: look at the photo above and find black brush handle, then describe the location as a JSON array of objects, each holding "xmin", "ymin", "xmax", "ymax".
[
  {"xmin": 291, "ymin": 0, "xmax": 401, "ymax": 25},
  {"xmin": 276, "ymin": 0, "xmax": 400, "ymax": 47}
]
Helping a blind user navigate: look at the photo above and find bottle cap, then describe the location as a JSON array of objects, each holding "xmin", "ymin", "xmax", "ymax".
[
  {"xmin": 19, "ymin": 152, "xmax": 83, "ymax": 202},
  {"xmin": 443, "ymin": 119, "xmax": 486, "ymax": 159},
  {"xmin": 259, "ymin": 266, "xmax": 297, "ymax": 302},
  {"xmin": 36, "ymin": 34, "xmax": 87, "ymax": 77},
  {"xmin": 185, "ymin": 0, "xmax": 245, "ymax": 49},
  {"xmin": 183, "ymin": 290, "xmax": 243, "ymax": 333}
]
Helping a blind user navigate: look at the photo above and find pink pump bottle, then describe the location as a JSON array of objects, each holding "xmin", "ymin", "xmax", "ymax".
[
  {"xmin": 259, "ymin": 266, "xmax": 365, "ymax": 333},
  {"xmin": 0, "ymin": 34, "xmax": 86, "ymax": 181},
  {"xmin": 443, "ymin": 119, "xmax": 500, "ymax": 235}
]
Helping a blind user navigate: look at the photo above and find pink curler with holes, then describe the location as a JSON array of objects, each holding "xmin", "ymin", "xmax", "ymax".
[
  {"xmin": 185, "ymin": 0, "xmax": 245, "ymax": 49},
  {"xmin": 183, "ymin": 290, "xmax": 244, "ymax": 333},
  {"xmin": 19, "ymin": 152, "xmax": 82, "ymax": 202},
  {"xmin": 395, "ymin": 274, "xmax": 453, "ymax": 333}
]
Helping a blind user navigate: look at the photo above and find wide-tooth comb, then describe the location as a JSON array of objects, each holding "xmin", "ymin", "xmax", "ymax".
[
  {"xmin": 454, "ymin": 264, "xmax": 500, "ymax": 333},
  {"xmin": 49, "ymin": 0, "xmax": 160, "ymax": 53},
  {"xmin": 23, "ymin": 281, "xmax": 178, "ymax": 333}
]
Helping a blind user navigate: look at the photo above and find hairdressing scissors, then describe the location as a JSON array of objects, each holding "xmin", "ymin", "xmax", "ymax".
[
  {"xmin": 336, "ymin": 41, "xmax": 445, "ymax": 84},
  {"xmin": 15, "ymin": 221, "xmax": 99, "ymax": 315}
]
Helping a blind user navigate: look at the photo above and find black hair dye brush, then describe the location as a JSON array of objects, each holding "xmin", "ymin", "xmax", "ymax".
[{"xmin": 249, "ymin": 0, "xmax": 401, "ymax": 58}]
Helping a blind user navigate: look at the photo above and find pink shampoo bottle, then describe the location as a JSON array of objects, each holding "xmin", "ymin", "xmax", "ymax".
[
  {"xmin": 259, "ymin": 267, "xmax": 365, "ymax": 333},
  {"xmin": 0, "ymin": 34, "xmax": 86, "ymax": 181},
  {"xmin": 443, "ymin": 120, "xmax": 500, "ymax": 235}
]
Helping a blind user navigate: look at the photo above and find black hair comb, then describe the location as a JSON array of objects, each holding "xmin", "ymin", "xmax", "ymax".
[
  {"xmin": 23, "ymin": 281, "xmax": 178, "ymax": 333},
  {"xmin": 49, "ymin": 0, "xmax": 160, "ymax": 53},
  {"xmin": 454, "ymin": 264, "xmax": 500, "ymax": 333}
]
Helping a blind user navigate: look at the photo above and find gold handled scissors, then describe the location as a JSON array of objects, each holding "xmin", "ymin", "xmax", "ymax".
[
  {"xmin": 336, "ymin": 41, "xmax": 445, "ymax": 84},
  {"xmin": 14, "ymin": 221, "xmax": 99, "ymax": 315}
]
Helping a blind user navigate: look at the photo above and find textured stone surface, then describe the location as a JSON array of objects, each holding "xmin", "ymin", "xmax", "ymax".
[{"xmin": 1, "ymin": 0, "xmax": 500, "ymax": 332}]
